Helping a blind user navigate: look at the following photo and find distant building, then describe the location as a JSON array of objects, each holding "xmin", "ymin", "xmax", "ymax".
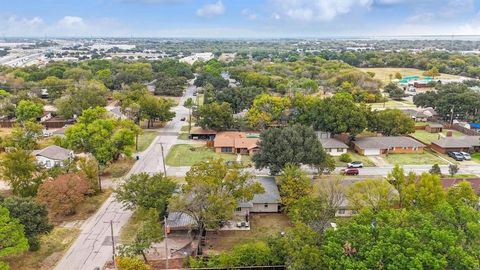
[{"xmin": 320, "ymin": 138, "xmax": 349, "ymax": 156}]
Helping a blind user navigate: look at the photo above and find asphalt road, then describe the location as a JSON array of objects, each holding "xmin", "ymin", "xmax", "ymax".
[{"xmin": 54, "ymin": 82, "xmax": 195, "ymax": 270}]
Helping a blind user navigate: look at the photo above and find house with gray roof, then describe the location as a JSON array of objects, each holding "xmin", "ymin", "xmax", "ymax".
[
  {"xmin": 431, "ymin": 136, "xmax": 480, "ymax": 154},
  {"xmin": 33, "ymin": 145, "xmax": 74, "ymax": 168},
  {"xmin": 320, "ymin": 138, "xmax": 349, "ymax": 156},
  {"xmin": 235, "ymin": 176, "xmax": 281, "ymax": 217},
  {"xmin": 353, "ymin": 136, "xmax": 425, "ymax": 156}
]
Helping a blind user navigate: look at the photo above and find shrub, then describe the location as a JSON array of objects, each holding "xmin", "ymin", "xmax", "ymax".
[
  {"xmin": 36, "ymin": 173, "xmax": 90, "ymax": 217},
  {"xmin": 339, "ymin": 153, "xmax": 352, "ymax": 163},
  {"xmin": 116, "ymin": 256, "xmax": 150, "ymax": 270}
]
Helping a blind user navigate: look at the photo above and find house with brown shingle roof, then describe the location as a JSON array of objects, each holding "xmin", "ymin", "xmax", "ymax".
[
  {"xmin": 213, "ymin": 131, "xmax": 260, "ymax": 156},
  {"xmin": 353, "ymin": 136, "xmax": 425, "ymax": 156},
  {"xmin": 431, "ymin": 136, "xmax": 480, "ymax": 154}
]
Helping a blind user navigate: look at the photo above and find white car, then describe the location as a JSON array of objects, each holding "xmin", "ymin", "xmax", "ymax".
[
  {"xmin": 460, "ymin": 152, "xmax": 471, "ymax": 160},
  {"xmin": 347, "ymin": 161, "xmax": 364, "ymax": 168}
]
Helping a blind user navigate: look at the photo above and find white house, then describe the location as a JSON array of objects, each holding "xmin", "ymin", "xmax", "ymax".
[
  {"xmin": 33, "ymin": 145, "xmax": 74, "ymax": 168},
  {"xmin": 236, "ymin": 176, "xmax": 281, "ymax": 217},
  {"xmin": 320, "ymin": 138, "xmax": 349, "ymax": 156}
]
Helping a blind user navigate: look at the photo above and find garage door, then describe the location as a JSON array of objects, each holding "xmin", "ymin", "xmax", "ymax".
[{"xmin": 364, "ymin": 148, "xmax": 381, "ymax": 156}]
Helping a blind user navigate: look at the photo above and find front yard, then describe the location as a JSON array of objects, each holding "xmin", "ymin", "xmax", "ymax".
[
  {"xmin": 166, "ymin": 144, "xmax": 239, "ymax": 166},
  {"xmin": 204, "ymin": 213, "xmax": 291, "ymax": 254},
  {"xmin": 411, "ymin": 129, "xmax": 464, "ymax": 144},
  {"xmin": 472, "ymin": 153, "xmax": 480, "ymax": 163},
  {"xmin": 136, "ymin": 130, "xmax": 158, "ymax": 152},
  {"xmin": 385, "ymin": 151, "xmax": 448, "ymax": 165},
  {"xmin": 333, "ymin": 151, "xmax": 376, "ymax": 167}
]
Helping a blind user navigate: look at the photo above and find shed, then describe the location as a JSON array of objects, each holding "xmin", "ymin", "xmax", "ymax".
[{"xmin": 425, "ymin": 123, "xmax": 443, "ymax": 133}]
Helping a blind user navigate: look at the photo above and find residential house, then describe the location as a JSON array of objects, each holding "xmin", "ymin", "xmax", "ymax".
[
  {"xmin": 214, "ymin": 131, "xmax": 260, "ymax": 156},
  {"xmin": 320, "ymin": 138, "xmax": 349, "ymax": 156},
  {"xmin": 235, "ymin": 176, "xmax": 281, "ymax": 217},
  {"xmin": 353, "ymin": 136, "xmax": 425, "ymax": 156},
  {"xmin": 166, "ymin": 212, "xmax": 197, "ymax": 232},
  {"xmin": 430, "ymin": 136, "xmax": 480, "ymax": 154},
  {"xmin": 33, "ymin": 145, "xmax": 74, "ymax": 168},
  {"xmin": 189, "ymin": 127, "xmax": 217, "ymax": 140},
  {"xmin": 401, "ymin": 109, "xmax": 429, "ymax": 122}
]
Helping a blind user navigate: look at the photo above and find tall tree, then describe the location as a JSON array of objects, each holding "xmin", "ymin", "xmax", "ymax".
[
  {"xmin": 1, "ymin": 149, "xmax": 44, "ymax": 197},
  {"xmin": 6, "ymin": 121, "xmax": 43, "ymax": 150},
  {"xmin": 1, "ymin": 197, "xmax": 52, "ymax": 251},
  {"xmin": 15, "ymin": 100, "xmax": 43, "ymax": 123},
  {"xmin": 0, "ymin": 206, "xmax": 29, "ymax": 270},
  {"xmin": 55, "ymin": 80, "xmax": 109, "ymax": 119},
  {"xmin": 197, "ymin": 102, "xmax": 234, "ymax": 131},
  {"xmin": 115, "ymin": 173, "xmax": 176, "ymax": 216},
  {"xmin": 253, "ymin": 124, "xmax": 327, "ymax": 175},
  {"xmin": 139, "ymin": 95, "xmax": 175, "ymax": 128},
  {"xmin": 368, "ymin": 109, "xmax": 415, "ymax": 136},
  {"xmin": 169, "ymin": 159, "xmax": 264, "ymax": 231},
  {"xmin": 347, "ymin": 179, "xmax": 398, "ymax": 213},
  {"xmin": 277, "ymin": 164, "xmax": 312, "ymax": 210},
  {"xmin": 184, "ymin": 97, "xmax": 194, "ymax": 135}
]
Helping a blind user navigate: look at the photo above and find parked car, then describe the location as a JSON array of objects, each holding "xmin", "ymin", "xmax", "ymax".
[
  {"xmin": 180, "ymin": 117, "xmax": 186, "ymax": 121},
  {"xmin": 342, "ymin": 168, "xmax": 359, "ymax": 176},
  {"xmin": 347, "ymin": 161, "xmax": 364, "ymax": 168},
  {"xmin": 448, "ymin": 152, "xmax": 464, "ymax": 161},
  {"xmin": 460, "ymin": 152, "xmax": 471, "ymax": 160}
]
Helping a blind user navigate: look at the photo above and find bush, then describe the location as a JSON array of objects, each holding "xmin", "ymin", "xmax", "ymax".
[
  {"xmin": 339, "ymin": 153, "xmax": 352, "ymax": 163},
  {"xmin": 116, "ymin": 256, "xmax": 150, "ymax": 270},
  {"xmin": 36, "ymin": 173, "xmax": 90, "ymax": 217}
]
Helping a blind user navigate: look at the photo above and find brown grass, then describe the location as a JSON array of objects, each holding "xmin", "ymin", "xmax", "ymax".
[{"xmin": 103, "ymin": 159, "xmax": 135, "ymax": 178}]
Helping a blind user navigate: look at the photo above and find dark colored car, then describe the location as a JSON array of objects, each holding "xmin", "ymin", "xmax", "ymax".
[
  {"xmin": 448, "ymin": 151, "xmax": 464, "ymax": 161},
  {"xmin": 342, "ymin": 168, "xmax": 359, "ymax": 175},
  {"xmin": 180, "ymin": 117, "xmax": 186, "ymax": 121}
]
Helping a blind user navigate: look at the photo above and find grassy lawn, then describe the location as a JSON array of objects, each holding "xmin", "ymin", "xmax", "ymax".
[
  {"xmin": 450, "ymin": 174, "xmax": 479, "ymax": 179},
  {"xmin": 370, "ymin": 99, "xmax": 416, "ymax": 109},
  {"xmin": 120, "ymin": 209, "xmax": 148, "ymax": 244},
  {"xmin": 359, "ymin": 67, "xmax": 464, "ymax": 83},
  {"xmin": 333, "ymin": 151, "xmax": 376, "ymax": 167},
  {"xmin": 4, "ymin": 227, "xmax": 80, "ymax": 270},
  {"xmin": 411, "ymin": 129, "xmax": 464, "ymax": 144},
  {"xmin": 166, "ymin": 144, "xmax": 237, "ymax": 166},
  {"xmin": 103, "ymin": 159, "xmax": 135, "ymax": 178},
  {"xmin": 157, "ymin": 95, "xmax": 181, "ymax": 105},
  {"xmin": 385, "ymin": 152, "xmax": 447, "ymax": 165},
  {"xmin": 472, "ymin": 153, "xmax": 480, "ymax": 163},
  {"xmin": 136, "ymin": 130, "xmax": 158, "ymax": 152},
  {"xmin": 204, "ymin": 213, "xmax": 291, "ymax": 254}
]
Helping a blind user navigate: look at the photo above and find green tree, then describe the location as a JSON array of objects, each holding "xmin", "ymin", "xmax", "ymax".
[
  {"xmin": 1, "ymin": 149, "xmax": 44, "ymax": 197},
  {"xmin": 169, "ymin": 159, "xmax": 264, "ymax": 231},
  {"xmin": 197, "ymin": 102, "xmax": 234, "ymax": 131},
  {"xmin": 139, "ymin": 95, "xmax": 175, "ymax": 129},
  {"xmin": 6, "ymin": 121, "xmax": 43, "ymax": 150},
  {"xmin": 253, "ymin": 124, "xmax": 327, "ymax": 175},
  {"xmin": 368, "ymin": 109, "xmax": 415, "ymax": 136},
  {"xmin": 214, "ymin": 87, "xmax": 264, "ymax": 113},
  {"xmin": 115, "ymin": 173, "xmax": 176, "ymax": 216},
  {"xmin": 246, "ymin": 94, "xmax": 290, "ymax": 129},
  {"xmin": 429, "ymin": 164, "xmax": 442, "ymax": 175},
  {"xmin": 277, "ymin": 164, "xmax": 312, "ymax": 210},
  {"xmin": 40, "ymin": 76, "xmax": 69, "ymax": 101},
  {"xmin": 15, "ymin": 100, "xmax": 43, "ymax": 123},
  {"xmin": 423, "ymin": 67, "xmax": 440, "ymax": 78},
  {"xmin": 1, "ymin": 197, "xmax": 52, "ymax": 251},
  {"xmin": 347, "ymin": 179, "xmax": 398, "ymax": 213},
  {"xmin": 448, "ymin": 164, "xmax": 459, "ymax": 177},
  {"xmin": 394, "ymin": 72, "xmax": 402, "ymax": 80},
  {"xmin": 313, "ymin": 94, "xmax": 368, "ymax": 136},
  {"xmin": 77, "ymin": 156, "xmax": 100, "ymax": 194},
  {"xmin": 55, "ymin": 80, "xmax": 109, "ymax": 119},
  {"xmin": 403, "ymin": 172, "xmax": 446, "ymax": 210},
  {"xmin": 0, "ymin": 206, "xmax": 28, "ymax": 270},
  {"xmin": 184, "ymin": 97, "xmax": 194, "ymax": 135}
]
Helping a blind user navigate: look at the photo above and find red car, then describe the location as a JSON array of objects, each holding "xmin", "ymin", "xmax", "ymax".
[{"xmin": 342, "ymin": 168, "xmax": 359, "ymax": 176}]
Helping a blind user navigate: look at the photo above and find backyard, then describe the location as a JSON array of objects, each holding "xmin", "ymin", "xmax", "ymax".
[
  {"xmin": 384, "ymin": 151, "xmax": 447, "ymax": 165},
  {"xmin": 359, "ymin": 67, "xmax": 464, "ymax": 83},
  {"xmin": 411, "ymin": 129, "xmax": 464, "ymax": 144},
  {"xmin": 204, "ymin": 213, "xmax": 291, "ymax": 254},
  {"xmin": 166, "ymin": 144, "xmax": 248, "ymax": 166}
]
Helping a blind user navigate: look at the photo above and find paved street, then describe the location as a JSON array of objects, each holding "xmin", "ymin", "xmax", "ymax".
[{"xmin": 54, "ymin": 81, "xmax": 195, "ymax": 270}]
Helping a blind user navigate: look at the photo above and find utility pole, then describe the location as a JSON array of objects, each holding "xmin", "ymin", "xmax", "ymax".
[
  {"xmin": 103, "ymin": 220, "xmax": 118, "ymax": 270},
  {"xmin": 164, "ymin": 216, "xmax": 169, "ymax": 270},
  {"xmin": 97, "ymin": 162, "xmax": 102, "ymax": 192},
  {"xmin": 160, "ymin": 143, "xmax": 167, "ymax": 176},
  {"xmin": 450, "ymin": 105, "xmax": 455, "ymax": 126}
]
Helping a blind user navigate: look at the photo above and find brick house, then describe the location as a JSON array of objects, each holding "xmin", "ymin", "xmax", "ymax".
[
  {"xmin": 213, "ymin": 131, "xmax": 260, "ymax": 156},
  {"xmin": 431, "ymin": 136, "xmax": 480, "ymax": 154},
  {"xmin": 353, "ymin": 136, "xmax": 425, "ymax": 156}
]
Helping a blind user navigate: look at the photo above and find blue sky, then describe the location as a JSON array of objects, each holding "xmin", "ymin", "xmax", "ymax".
[{"xmin": 1, "ymin": 0, "xmax": 480, "ymax": 37}]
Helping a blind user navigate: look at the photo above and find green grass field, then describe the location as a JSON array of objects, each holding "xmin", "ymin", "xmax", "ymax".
[
  {"xmin": 385, "ymin": 152, "xmax": 447, "ymax": 165},
  {"xmin": 411, "ymin": 129, "xmax": 464, "ymax": 144},
  {"xmin": 472, "ymin": 153, "xmax": 480, "ymax": 163},
  {"xmin": 359, "ymin": 67, "xmax": 464, "ymax": 83},
  {"xmin": 136, "ymin": 130, "xmax": 158, "ymax": 152},
  {"xmin": 166, "ymin": 144, "xmax": 238, "ymax": 166}
]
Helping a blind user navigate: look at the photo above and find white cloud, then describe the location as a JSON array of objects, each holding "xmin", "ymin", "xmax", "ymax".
[
  {"xmin": 57, "ymin": 16, "xmax": 86, "ymax": 28},
  {"xmin": 271, "ymin": 0, "xmax": 373, "ymax": 22},
  {"xmin": 196, "ymin": 1, "xmax": 225, "ymax": 17},
  {"xmin": 0, "ymin": 15, "xmax": 45, "ymax": 36},
  {"xmin": 241, "ymin": 9, "xmax": 257, "ymax": 20}
]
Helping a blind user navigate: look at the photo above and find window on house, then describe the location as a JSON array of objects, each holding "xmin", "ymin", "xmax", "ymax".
[
  {"xmin": 235, "ymin": 207, "xmax": 242, "ymax": 212},
  {"xmin": 45, "ymin": 160, "xmax": 51, "ymax": 167},
  {"xmin": 264, "ymin": 203, "xmax": 268, "ymax": 208},
  {"xmin": 338, "ymin": 209, "xmax": 345, "ymax": 215},
  {"xmin": 221, "ymin": 147, "xmax": 232, "ymax": 153},
  {"xmin": 337, "ymin": 148, "xmax": 344, "ymax": 152}
]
